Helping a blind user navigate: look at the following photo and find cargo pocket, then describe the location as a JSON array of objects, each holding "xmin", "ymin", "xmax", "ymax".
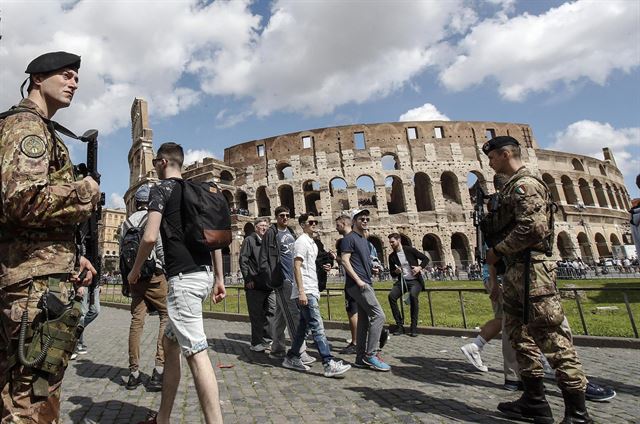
[
  {"xmin": 528, "ymin": 294, "xmax": 564, "ymax": 328},
  {"xmin": 529, "ymin": 261, "xmax": 558, "ymax": 297}
]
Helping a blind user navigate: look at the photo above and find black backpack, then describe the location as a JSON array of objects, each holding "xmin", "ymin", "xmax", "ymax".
[
  {"xmin": 119, "ymin": 215, "xmax": 156, "ymax": 297},
  {"xmin": 180, "ymin": 180, "xmax": 232, "ymax": 251}
]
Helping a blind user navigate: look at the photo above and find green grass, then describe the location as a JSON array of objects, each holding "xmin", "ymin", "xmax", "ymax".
[{"xmin": 101, "ymin": 278, "xmax": 640, "ymax": 338}]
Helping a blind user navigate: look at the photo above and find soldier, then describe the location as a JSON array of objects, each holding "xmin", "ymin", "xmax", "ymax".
[
  {"xmin": 0, "ymin": 52, "xmax": 101, "ymax": 422},
  {"xmin": 483, "ymin": 136, "xmax": 592, "ymax": 424}
]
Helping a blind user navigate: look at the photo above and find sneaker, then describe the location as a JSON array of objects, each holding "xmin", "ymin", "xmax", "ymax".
[
  {"xmin": 408, "ymin": 329, "xmax": 418, "ymax": 338},
  {"xmin": 270, "ymin": 350, "xmax": 286, "ymax": 358},
  {"xmin": 353, "ymin": 357, "xmax": 369, "ymax": 369},
  {"xmin": 126, "ymin": 373, "xmax": 142, "ymax": 390},
  {"xmin": 585, "ymin": 382, "xmax": 616, "ymax": 402},
  {"xmin": 300, "ymin": 351, "xmax": 317, "ymax": 365},
  {"xmin": 392, "ymin": 325, "xmax": 405, "ymax": 336},
  {"xmin": 250, "ymin": 344, "xmax": 267, "ymax": 352},
  {"xmin": 323, "ymin": 359, "xmax": 351, "ymax": 378},
  {"xmin": 363, "ymin": 354, "xmax": 391, "ymax": 372},
  {"xmin": 147, "ymin": 369, "xmax": 163, "ymax": 392},
  {"xmin": 76, "ymin": 344, "xmax": 88, "ymax": 355},
  {"xmin": 70, "ymin": 350, "xmax": 78, "ymax": 360},
  {"xmin": 504, "ymin": 379, "xmax": 523, "ymax": 391},
  {"xmin": 340, "ymin": 343, "xmax": 357, "ymax": 354},
  {"xmin": 379, "ymin": 328, "xmax": 389, "ymax": 349},
  {"xmin": 460, "ymin": 343, "xmax": 488, "ymax": 372},
  {"xmin": 282, "ymin": 356, "xmax": 310, "ymax": 371}
]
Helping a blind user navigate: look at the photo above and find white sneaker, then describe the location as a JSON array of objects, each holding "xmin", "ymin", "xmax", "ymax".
[
  {"xmin": 300, "ymin": 351, "xmax": 317, "ymax": 365},
  {"xmin": 460, "ymin": 343, "xmax": 488, "ymax": 372},
  {"xmin": 282, "ymin": 356, "xmax": 310, "ymax": 371},
  {"xmin": 323, "ymin": 359, "xmax": 351, "ymax": 378},
  {"xmin": 250, "ymin": 344, "xmax": 267, "ymax": 352}
]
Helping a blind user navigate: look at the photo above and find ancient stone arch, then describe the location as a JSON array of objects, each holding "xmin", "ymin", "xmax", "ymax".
[
  {"xmin": 381, "ymin": 153, "xmax": 399, "ymax": 171},
  {"xmin": 571, "ymin": 158, "xmax": 584, "ymax": 172},
  {"xmin": 605, "ymin": 183, "xmax": 617, "ymax": 209},
  {"xmin": 542, "ymin": 173, "xmax": 561, "ymax": 203},
  {"xmin": 613, "ymin": 185, "xmax": 625, "ymax": 211},
  {"xmin": 385, "ymin": 175, "xmax": 406, "ymax": 214},
  {"xmin": 467, "ymin": 170, "xmax": 487, "ymax": 205},
  {"xmin": 220, "ymin": 170, "xmax": 234, "ymax": 182},
  {"xmin": 356, "ymin": 175, "xmax": 377, "ymax": 208},
  {"xmin": 329, "ymin": 177, "xmax": 349, "ymax": 213},
  {"xmin": 278, "ymin": 184, "xmax": 295, "ymax": 216},
  {"xmin": 303, "ymin": 180, "xmax": 321, "ymax": 215},
  {"xmin": 557, "ymin": 231, "xmax": 574, "ymax": 259},
  {"xmin": 277, "ymin": 162, "xmax": 293, "ymax": 180},
  {"xmin": 399, "ymin": 233, "xmax": 413, "ymax": 247},
  {"xmin": 594, "ymin": 233, "xmax": 611, "ymax": 258},
  {"xmin": 256, "ymin": 186, "xmax": 271, "ymax": 217},
  {"xmin": 578, "ymin": 178, "xmax": 595, "ymax": 206},
  {"xmin": 451, "ymin": 232, "xmax": 470, "ymax": 267},
  {"xmin": 577, "ymin": 232, "xmax": 593, "ymax": 262},
  {"xmin": 414, "ymin": 172, "xmax": 435, "ymax": 212},
  {"xmin": 222, "ymin": 189, "xmax": 233, "ymax": 207},
  {"xmin": 592, "ymin": 179, "xmax": 608, "ymax": 208},
  {"xmin": 236, "ymin": 190, "xmax": 249, "ymax": 210},
  {"xmin": 561, "ymin": 175, "xmax": 578, "ymax": 205},
  {"xmin": 368, "ymin": 235, "xmax": 385, "ymax": 265},
  {"xmin": 422, "ymin": 234, "xmax": 443, "ymax": 264},
  {"xmin": 441, "ymin": 171, "xmax": 461, "ymax": 205}
]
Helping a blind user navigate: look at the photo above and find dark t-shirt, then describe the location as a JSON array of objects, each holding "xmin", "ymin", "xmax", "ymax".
[
  {"xmin": 277, "ymin": 229, "xmax": 295, "ymax": 283},
  {"xmin": 340, "ymin": 231, "xmax": 372, "ymax": 287},
  {"xmin": 148, "ymin": 178, "xmax": 211, "ymax": 277}
]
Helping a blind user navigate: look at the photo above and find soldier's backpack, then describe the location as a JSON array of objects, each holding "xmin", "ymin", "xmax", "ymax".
[
  {"xmin": 119, "ymin": 214, "xmax": 156, "ymax": 296},
  {"xmin": 179, "ymin": 180, "xmax": 232, "ymax": 251}
]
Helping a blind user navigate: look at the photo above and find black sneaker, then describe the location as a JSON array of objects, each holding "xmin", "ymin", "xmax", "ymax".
[
  {"xmin": 392, "ymin": 325, "xmax": 405, "ymax": 336},
  {"xmin": 379, "ymin": 328, "xmax": 389, "ymax": 349},
  {"xmin": 147, "ymin": 369, "xmax": 163, "ymax": 392},
  {"xmin": 126, "ymin": 373, "xmax": 142, "ymax": 390}
]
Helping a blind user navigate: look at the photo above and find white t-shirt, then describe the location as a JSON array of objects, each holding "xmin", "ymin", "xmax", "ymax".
[
  {"xmin": 291, "ymin": 233, "xmax": 319, "ymax": 299},
  {"xmin": 396, "ymin": 248, "xmax": 414, "ymax": 280}
]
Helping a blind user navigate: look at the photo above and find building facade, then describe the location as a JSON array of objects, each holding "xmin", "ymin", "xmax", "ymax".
[
  {"xmin": 126, "ymin": 98, "xmax": 633, "ymax": 275},
  {"xmin": 99, "ymin": 207, "xmax": 127, "ymax": 273}
]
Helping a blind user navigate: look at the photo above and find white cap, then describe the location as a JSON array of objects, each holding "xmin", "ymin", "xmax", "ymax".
[{"xmin": 350, "ymin": 208, "xmax": 370, "ymax": 220}]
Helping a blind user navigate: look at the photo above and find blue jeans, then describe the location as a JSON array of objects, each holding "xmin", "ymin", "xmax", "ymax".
[
  {"xmin": 287, "ymin": 294, "xmax": 333, "ymax": 364},
  {"xmin": 79, "ymin": 286, "xmax": 101, "ymax": 345}
]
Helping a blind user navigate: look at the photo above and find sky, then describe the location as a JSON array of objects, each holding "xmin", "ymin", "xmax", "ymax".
[{"xmin": 1, "ymin": 0, "xmax": 639, "ymax": 209}]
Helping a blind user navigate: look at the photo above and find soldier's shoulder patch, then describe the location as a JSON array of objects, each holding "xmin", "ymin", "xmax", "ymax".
[
  {"xmin": 515, "ymin": 184, "xmax": 527, "ymax": 196},
  {"xmin": 20, "ymin": 135, "xmax": 46, "ymax": 158}
]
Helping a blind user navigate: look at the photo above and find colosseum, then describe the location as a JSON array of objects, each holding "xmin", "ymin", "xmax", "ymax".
[{"xmin": 125, "ymin": 98, "xmax": 633, "ymax": 276}]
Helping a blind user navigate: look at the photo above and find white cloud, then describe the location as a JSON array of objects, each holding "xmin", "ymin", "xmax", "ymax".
[
  {"xmin": 440, "ymin": 0, "xmax": 640, "ymax": 101},
  {"xmin": 399, "ymin": 103, "xmax": 450, "ymax": 122},
  {"xmin": 549, "ymin": 120, "xmax": 640, "ymax": 193},
  {"xmin": 183, "ymin": 149, "xmax": 216, "ymax": 167},
  {"xmin": 109, "ymin": 192, "xmax": 126, "ymax": 209}
]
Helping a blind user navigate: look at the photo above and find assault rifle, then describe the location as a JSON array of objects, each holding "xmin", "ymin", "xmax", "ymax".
[
  {"xmin": 75, "ymin": 129, "xmax": 105, "ymax": 296},
  {"xmin": 473, "ymin": 184, "xmax": 487, "ymax": 268}
]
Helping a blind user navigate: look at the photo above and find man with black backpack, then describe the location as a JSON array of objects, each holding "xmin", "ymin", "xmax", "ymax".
[
  {"xmin": 128, "ymin": 142, "xmax": 226, "ymax": 424},
  {"xmin": 119, "ymin": 184, "xmax": 168, "ymax": 392}
]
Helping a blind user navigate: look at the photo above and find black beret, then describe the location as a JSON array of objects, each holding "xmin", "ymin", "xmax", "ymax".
[
  {"xmin": 482, "ymin": 135, "xmax": 520, "ymax": 156},
  {"xmin": 25, "ymin": 51, "xmax": 81, "ymax": 74}
]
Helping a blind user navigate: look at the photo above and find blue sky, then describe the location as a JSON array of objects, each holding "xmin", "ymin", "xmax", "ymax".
[{"xmin": 1, "ymin": 0, "xmax": 638, "ymax": 208}]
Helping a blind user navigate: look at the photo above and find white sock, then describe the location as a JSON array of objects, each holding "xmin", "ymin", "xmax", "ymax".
[
  {"xmin": 473, "ymin": 336, "xmax": 487, "ymax": 350},
  {"xmin": 155, "ymin": 366, "xmax": 164, "ymax": 374},
  {"xmin": 131, "ymin": 370, "xmax": 140, "ymax": 378}
]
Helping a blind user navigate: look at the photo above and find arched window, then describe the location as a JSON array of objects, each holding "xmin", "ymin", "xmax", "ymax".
[
  {"xmin": 441, "ymin": 171, "xmax": 461, "ymax": 205},
  {"xmin": 557, "ymin": 232, "xmax": 574, "ymax": 259},
  {"xmin": 605, "ymin": 183, "xmax": 617, "ymax": 209},
  {"xmin": 542, "ymin": 174, "xmax": 560, "ymax": 203},
  {"xmin": 594, "ymin": 233, "xmax": 610, "ymax": 258},
  {"xmin": 368, "ymin": 236, "xmax": 385, "ymax": 266},
  {"xmin": 578, "ymin": 179, "xmax": 595, "ymax": 206},
  {"xmin": 610, "ymin": 234, "xmax": 621, "ymax": 246},
  {"xmin": 451, "ymin": 233, "xmax": 470, "ymax": 267},
  {"xmin": 613, "ymin": 185, "xmax": 625, "ymax": 211},
  {"xmin": 422, "ymin": 234, "xmax": 443, "ymax": 264},
  {"xmin": 577, "ymin": 232, "xmax": 593, "ymax": 262},
  {"xmin": 467, "ymin": 171, "xmax": 487, "ymax": 206},
  {"xmin": 303, "ymin": 180, "xmax": 321, "ymax": 215},
  {"xmin": 222, "ymin": 190, "xmax": 233, "ymax": 208},
  {"xmin": 381, "ymin": 153, "xmax": 399, "ymax": 171},
  {"xmin": 385, "ymin": 175, "xmax": 406, "ymax": 214},
  {"xmin": 571, "ymin": 158, "xmax": 584, "ymax": 172},
  {"xmin": 278, "ymin": 184, "xmax": 295, "ymax": 217},
  {"xmin": 277, "ymin": 163, "xmax": 293, "ymax": 180},
  {"xmin": 561, "ymin": 175, "xmax": 578, "ymax": 205},
  {"xmin": 399, "ymin": 233, "xmax": 412, "ymax": 247},
  {"xmin": 329, "ymin": 177, "xmax": 349, "ymax": 212},
  {"xmin": 592, "ymin": 180, "xmax": 608, "ymax": 208},
  {"xmin": 414, "ymin": 173, "xmax": 434, "ymax": 211},
  {"xmin": 220, "ymin": 170, "xmax": 234, "ymax": 183},
  {"xmin": 356, "ymin": 175, "xmax": 377, "ymax": 208},
  {"xmin": 598, "ymin": 164, "xmax": 606, "ymax": 176},
  {"xmin": 236, "ymin": 190, "xmax": 249, "ymax": 210},
  {"xmin": 256, "ymin": 186, "xmax": 271, "ymax": 217}
]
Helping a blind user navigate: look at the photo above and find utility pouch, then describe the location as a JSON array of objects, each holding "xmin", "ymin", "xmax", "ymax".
[
  {"xmin": 23, "ymin": 297, "xmax": 83, "ymax": 376},
  {"xmin": 528, "ymin": 294, "xmax": 564, "ymax": 328}
]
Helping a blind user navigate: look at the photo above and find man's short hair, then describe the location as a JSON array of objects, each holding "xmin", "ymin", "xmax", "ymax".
[
  {"xmin": 335, "ymin": 214, "xmax": 351, "ymax": 224},
  {"xmin": 157, "ymin": 142, "xmax": 184, "ymax": 167},
  {"xmin": 274, "ymin": 205, "xmax": 290, "ymax": 216},
  {"xmin": 388, "ymin": 233, "xmax": 401, "ymax": 240},
  {"xmin": 254, "ymin": 218, "xmax": 269, "ymax": 226},
  {"xmin": 497, "ymin": 144, "xmax": 521, "ymax": 158},
  {"xmin": 298, "ymin": 213, "xmax": 314, "ymax": 225}
]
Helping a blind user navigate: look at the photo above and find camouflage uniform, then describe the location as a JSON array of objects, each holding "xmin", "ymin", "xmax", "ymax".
[
  {"xmin": 0, "ymin": 99, "xmax": 99, "ymax": 423},
  {"xmin": 493, "ymin": 166, "xmax": 587, "ymax": 393}
]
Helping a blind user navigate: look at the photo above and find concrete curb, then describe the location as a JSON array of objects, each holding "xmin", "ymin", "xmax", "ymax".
[{"xmin": 101, "ymin": 303, "xmax": 640, "ymax": 349}]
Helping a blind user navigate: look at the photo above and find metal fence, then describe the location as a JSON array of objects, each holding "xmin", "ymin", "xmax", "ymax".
[{"xmin": 100, "ymin": 283, "xmax": 639, "ymax": 338}]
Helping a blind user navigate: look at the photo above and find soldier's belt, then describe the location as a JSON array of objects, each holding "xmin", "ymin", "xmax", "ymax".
[{"xmin": 503, "ymin": 251, "xmax": 547, "ymax": 266}]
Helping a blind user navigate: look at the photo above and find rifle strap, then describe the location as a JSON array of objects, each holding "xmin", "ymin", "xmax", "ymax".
[{"xmin": 0, "ymin": 107, "xmax": 83, "ymax": 141}]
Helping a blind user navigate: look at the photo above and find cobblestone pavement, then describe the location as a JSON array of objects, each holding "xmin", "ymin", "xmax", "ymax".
[{"xmin": 60, "ymin": 307, "xmax": 639, "ymax": 423}]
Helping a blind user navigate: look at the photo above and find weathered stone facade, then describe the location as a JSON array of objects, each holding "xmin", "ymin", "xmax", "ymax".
[
  {"xmin": 127, "ymin": 99, "xmax": 632, "ymax": 274},
  {"xmin": 99, "ymin": 207, "xmax": 126, "ymax": 273}
]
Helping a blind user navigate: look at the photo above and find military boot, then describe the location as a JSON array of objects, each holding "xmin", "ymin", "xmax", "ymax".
[
  {"xmin": 560, "ymin": 390, "xmax": 593, "ymax": 424},
  {"xmin": 498, "ymin": 376, "xmax": 554, "ymax": 424}
]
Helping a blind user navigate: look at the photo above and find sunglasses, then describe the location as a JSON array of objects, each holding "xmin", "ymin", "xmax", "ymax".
[
  {"xmin": 278, "ymin": 213, "xmax": 290, "ymax": 218},
  {"xmin": 307, "ymin": 220, "xmax": 318, "ymax": 225},
  {"xmin": 358, "ymin": 217, "xmax": 370, "ymax": 222}
]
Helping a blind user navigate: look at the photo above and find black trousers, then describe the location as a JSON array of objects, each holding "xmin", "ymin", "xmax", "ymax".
[
  {"xmin": 388, "ymin": 279, "xmax": 422, "ymax": 329},
  {"xmin": 245, "ymin": 288, "xmax": 276, "ymax": 346}
]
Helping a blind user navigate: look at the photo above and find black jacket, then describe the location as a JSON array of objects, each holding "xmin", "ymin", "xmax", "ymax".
[
  {"xmin": 239, "ymin": 232, "xmax": 271, "ymax": 291},
  {"xmin": 258, "ymin": 224, "xmax": 296, "ymax": 289},
  {"xmin": 388, "ymin": 245, "xmax": 430, "ymax": 290}
]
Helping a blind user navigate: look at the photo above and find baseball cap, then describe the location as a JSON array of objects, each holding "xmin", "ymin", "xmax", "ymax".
[{"xmin": 350, "ymin": 208, "xmax": 370, "ymax": 220}]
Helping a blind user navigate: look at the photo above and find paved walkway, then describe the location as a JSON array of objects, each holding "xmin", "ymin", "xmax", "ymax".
[{"xmin": 60, "ymin": 306, "xmax": 639, "ymax": 423}]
